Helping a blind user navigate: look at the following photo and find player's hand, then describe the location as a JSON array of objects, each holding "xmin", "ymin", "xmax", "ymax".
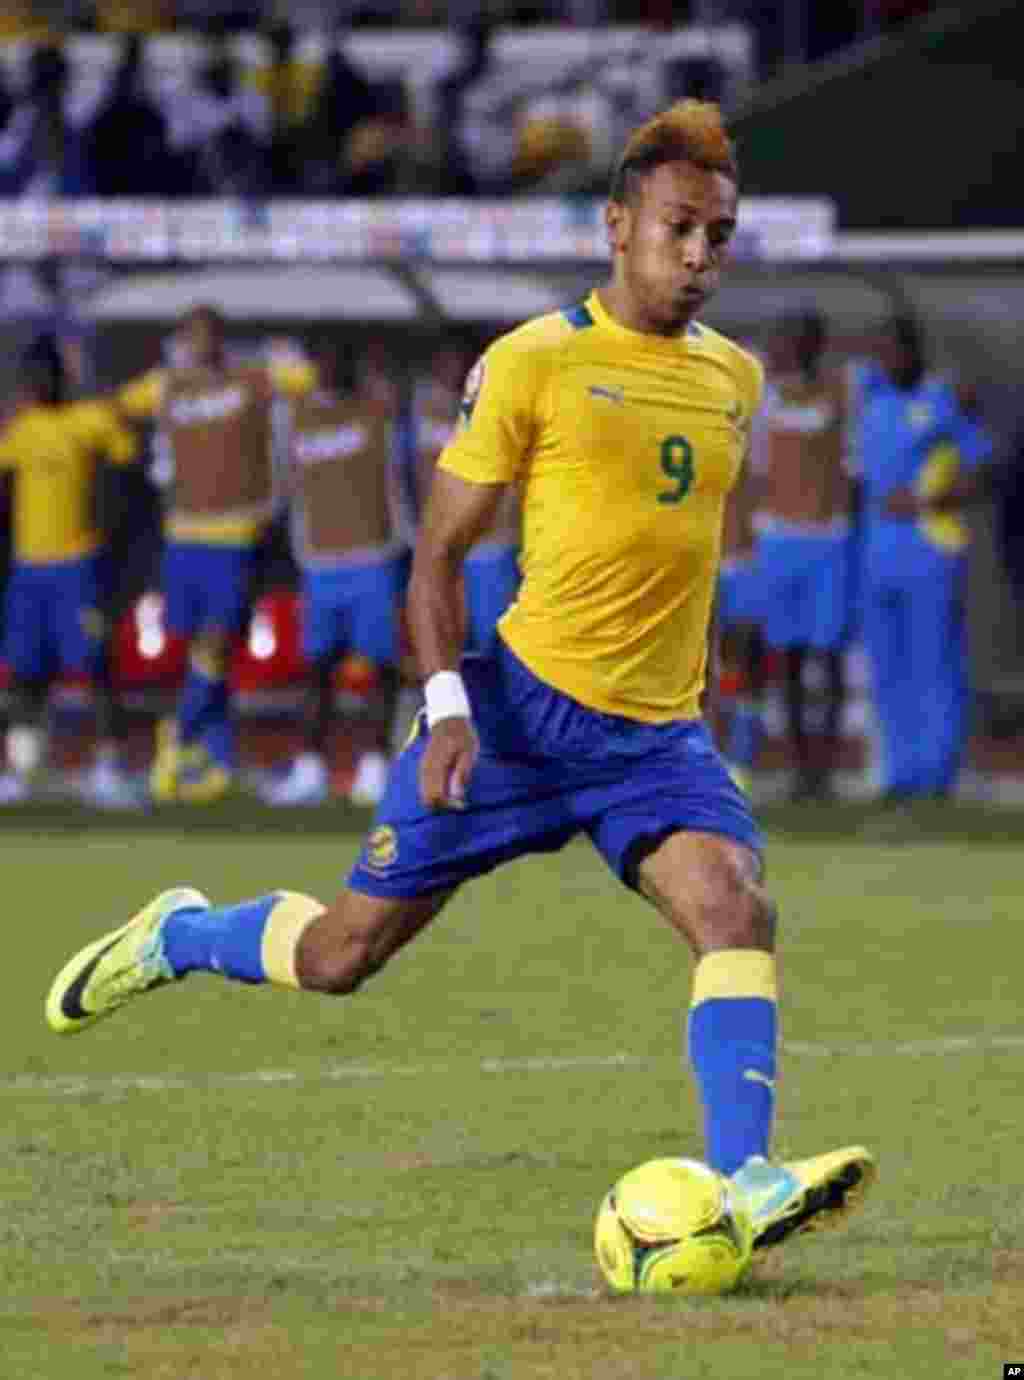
[
  {"xmin": 883, "ymin": 487, "xmax": 922, "ymax": 518},
  {"xmin": 419, "ymin": 716, "xmax": 479, "ymax": 811}
]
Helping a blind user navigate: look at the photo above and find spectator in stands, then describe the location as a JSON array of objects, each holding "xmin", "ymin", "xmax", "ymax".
[
  {"xmin": 76, "ymin": 0, "xmax": 174, "ymax": 32},
  {"xmin": 0, "ymin": 46, "xmax": 95, "ymax": 199},
  {"xmin": 153, "ymin": 36, "xmax": 271, "ymax": 198},
  {"xmin": 298, "ymin": 41, "xmax": 379, "ymax": 195},
  {"xmin": 250, "ymin": 21, "xmax": 324, "ymax": 194},
  {"xmin": 0, "ymin": 1, "xmax": 54, "ymax": 44},
  {"xmin": 85, "ymin": 36, "xmax": 176, "ymax": 198},
  {"xmin": 851, "ymin": 314, "xmax": 993, "ymax": 801}
]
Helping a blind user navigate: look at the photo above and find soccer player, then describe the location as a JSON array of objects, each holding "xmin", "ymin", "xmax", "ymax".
[
  {"xmin": 262, "ymin": 344, "xmax": 404, "ymax": 808},
  {"xmin": 852, "ymin": 314, "xmax": 991, "ymax": 800},
  {"xmin": 46, "ymin": 102, "xmax": 875, "ymax": 1253},
  {"xmin": 117, "ymin": 304, "xmax": 316, "ymax": 803},
  {"xmin": 0, "ymin": 335, "xmax": 141, "ymax": 808},
  {"xmin": 756, "ymin": 310, "xmax": 852, "ymax": 800}
]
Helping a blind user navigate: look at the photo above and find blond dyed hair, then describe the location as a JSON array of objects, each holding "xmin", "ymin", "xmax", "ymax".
[{"xmin": 611, "ymin": 100, "xmax": 738, "ymax": 202}]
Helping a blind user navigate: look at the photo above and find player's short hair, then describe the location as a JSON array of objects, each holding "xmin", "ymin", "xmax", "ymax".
[
  {"xmin": 182, "ymin": 302, "xmax": 226, "ymax": 334},
  {"xmin": 778, "ymin": 307, "xmax": 827, "ymax": 359},
  {"xmin": 20, "ymin": 333, "xmax": 66, "ymax": 406},
  {"xmin": 611, "ymin": 100, "xmax": 738, "ymax": 204}
]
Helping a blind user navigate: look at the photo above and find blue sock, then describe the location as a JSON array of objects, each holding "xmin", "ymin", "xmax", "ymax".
[
  {"xmin": 163, "ymin": 896, "xmax": 278, "ymax": 982},
  {"xmin": 687, "ymin": 951, "xmax": 777, "ymax": 1176},
  {"xmin": 178, "ymin": 667, "xmax": 223, "ymax": 747},
  {"xmin": 202, "ymin": 714, "xmax": 237, "ymax": 771},
  {"xmin": 726, "ymin": 699, "xmax": 763, "ymax": 770}
]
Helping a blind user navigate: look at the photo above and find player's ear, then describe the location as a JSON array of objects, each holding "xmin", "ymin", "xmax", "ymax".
[{"xmin": 605, "ymin": 199, "xmax": 630, "ymax": 256}]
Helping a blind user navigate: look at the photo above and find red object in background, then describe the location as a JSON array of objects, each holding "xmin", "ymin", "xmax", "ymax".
[
  {"xmin": 112, "ymin": 591, "xmax": 188, "ymax": 689},
  {"xmin": 231, "ymin": 589, "xmax": 306, "ymax": 692}
]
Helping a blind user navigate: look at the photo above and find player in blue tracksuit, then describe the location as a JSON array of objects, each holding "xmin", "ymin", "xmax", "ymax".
[{"xmin": 851, "ymin": 316, "xmax": 992, "ymax": 800}]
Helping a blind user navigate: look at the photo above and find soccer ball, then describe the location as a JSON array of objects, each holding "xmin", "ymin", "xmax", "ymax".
[{"xmin": 594, "ymin": 1157, "xmax": 753, "ymax": 1296}]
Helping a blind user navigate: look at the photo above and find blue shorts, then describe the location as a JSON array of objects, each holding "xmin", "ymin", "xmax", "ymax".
[
  {"xmin": 717, "ymin": 558, "xmax": 762, "ymax": 629},
  {"xmin": 302, "ymin": 558, "xmax": 402, "ymax": 667},
  {"xmin": 349, "ymin": 638, "xmax": 761, "ymax": 898},
  {"xmin": 162, "ymin": 541, "xmax": 256, "ymax": 639},
  {"xmin": 3, "ymin": 555, "xmax": 105, "ymax": 680},
  {"xmin": 758, "ymin": 531, "xmax": 850, "ymax": 651},
  {"xmin": 464, "ymin": 544, "xmax": 520, "ymax": 655}
]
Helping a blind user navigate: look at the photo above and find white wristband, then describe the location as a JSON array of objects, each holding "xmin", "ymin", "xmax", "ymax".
[{"xmin": 424, "ymin": 670, "xmax": 472, "ymax": 728}]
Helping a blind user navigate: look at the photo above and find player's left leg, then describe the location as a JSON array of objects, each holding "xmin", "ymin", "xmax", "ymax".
[
  {"xmin": 634, "ymin": 830, "xmax": 874, "ymax": 1250},
  {"xmin": 45, "ymin": 884, "xmax": 454, "ymax": 1035}
]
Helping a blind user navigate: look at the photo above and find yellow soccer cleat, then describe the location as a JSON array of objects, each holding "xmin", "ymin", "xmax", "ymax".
[
  {"xmin": 45, "ymin": 886, "xmax": 210, "ymax": 1035},
  {"xmin": 176, "ymin": 754, "xmax": 234, "ymax": 805},
  {"xmin": 149, "ymin": 717, "xmax": 180, "ymax": 803},
  {"xmin": 731, "ymin": 1146, "xmax": 876, "ymax": 1251}
]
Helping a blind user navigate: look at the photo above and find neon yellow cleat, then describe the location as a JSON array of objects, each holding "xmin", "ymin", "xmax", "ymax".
[
  {"xmin": 45, "ymin": 886, "xmax": 210, "ymax": 1035},
  {"xmin": 731, "ymin": 1146, "xmax": 876, "ymax": 1251},
  {"xmin": 176, "ymin": 754, "xmax": 234, "ymax": 805},
  {"xmin": 149, "ymin": 717, "xmax": 180, "ymax": 803}
]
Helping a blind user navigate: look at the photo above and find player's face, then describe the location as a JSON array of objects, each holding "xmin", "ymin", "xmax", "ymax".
[
  {"xmin": 608, "ymin": 160, "xmax": 738, "ymax": 335},
  {"xmin": 184, "ymin": 312, "xmax": 223, "ymax": 368}
]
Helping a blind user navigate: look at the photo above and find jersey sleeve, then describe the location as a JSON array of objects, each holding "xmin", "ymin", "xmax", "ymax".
[
  {"xmin": 0, "ymin": 417, "xmax": 23, "ymax": 469},
  {"xmin": 81, "ymin": 399, "xmax": 138, "ymax": 466},
  {"xmin": 437, "ymin": 334, "xmax": 549, "ymax": 485},
  {"xmin": 118, "ymin": 368, "xmax": 166, "ymax": 420},
  {"xmin": 270, "ymin": 358, "xmax": 318, "ymax": 399}
]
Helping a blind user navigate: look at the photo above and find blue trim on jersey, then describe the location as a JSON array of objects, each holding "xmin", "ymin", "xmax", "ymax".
[{"xmin": 562, "ymin": 302, "xmax": 595, "ymax": 330}]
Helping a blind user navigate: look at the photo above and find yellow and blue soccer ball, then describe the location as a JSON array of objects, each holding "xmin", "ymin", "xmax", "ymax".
[{"xmin": 594, "ymin": 1157, "xmax": 753, "ymax": 1296}]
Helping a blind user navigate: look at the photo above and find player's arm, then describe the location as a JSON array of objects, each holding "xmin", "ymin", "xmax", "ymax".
[
  {"xmin": 84, "ymin": 399, "xmax": 140, "ymax": 466},
  {"xmin": 407, "ymin": 337, "xmax": 541, "ymax": 809},
  {"xmin": 115, "ymin": 368, "xmax": 167, "ymax": 423}
]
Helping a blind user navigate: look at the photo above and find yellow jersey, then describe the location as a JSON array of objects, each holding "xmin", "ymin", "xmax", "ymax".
[
  {"xmin": 0, "ymin": 400, "xmax": 137, "ymax": 564},
  {"xmin": 438, "ymin": 290, "xmax": 763, "ymax": 723}
]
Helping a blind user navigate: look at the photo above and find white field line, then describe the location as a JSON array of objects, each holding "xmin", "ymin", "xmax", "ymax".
[{"xmin": 4, "ymin": 1035, "xmax": 1024, "ymax": 1099}]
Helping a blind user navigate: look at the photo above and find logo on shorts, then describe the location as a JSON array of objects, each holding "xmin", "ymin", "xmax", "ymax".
[
  {"xmin": 366, "ymin": 825, "xmax": 398, "ymax": 872},
  {"xmin": 79, "ymin": 607, "xmax": 105, "ymax": 641},
  {"xmin": 459, "ymin": 357, "xmax": 486, "ymax": 427}
]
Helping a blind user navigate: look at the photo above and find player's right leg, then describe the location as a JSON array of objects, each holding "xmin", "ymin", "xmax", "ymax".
[{"xmin": 45, "ymin": 885, "xmax": 451, "ymax": 1034}]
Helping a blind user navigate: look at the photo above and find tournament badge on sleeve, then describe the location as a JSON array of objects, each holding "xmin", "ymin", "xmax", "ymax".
[{"xmin": 459, "ymin": 357, "xmax": 486, "ymax": 429}]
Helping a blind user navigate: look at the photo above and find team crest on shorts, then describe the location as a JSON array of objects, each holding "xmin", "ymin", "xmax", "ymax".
[
  {"xmin": 459, "ymin": 357, "xmax": 485, "ymax": 427},
  {"xmin": 366, "ymin": 825, "xmax": 398, "ymax": 872},
  {"xmin": 79, "ymin": 607, "xmax": 106, "ymax": 641}
]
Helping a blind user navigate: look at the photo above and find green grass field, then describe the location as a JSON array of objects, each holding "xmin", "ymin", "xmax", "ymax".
[{"xmin": 3, "ymin": 800, "xmax": 1023, "ymax": 1378}]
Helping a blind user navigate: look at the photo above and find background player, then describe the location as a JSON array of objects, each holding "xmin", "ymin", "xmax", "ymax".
[
  {"xmin": 405, "ymin": 337, "xmax": 522, "ymax": 657},
  {"xmin": 117, "ymin": 304, "xmax": 316, "ymax": 804},
  {"xmin": 853, "ymin": 313, "xmax": 992, "ymax": 801},
  {"xmin": 262, "ymin": 343, "xmax": 403, "ymax": 808},
  {"xmin": 47, "ymin": 100, "xmax": 874, "ymax": 1255},
  {"xmin": 756, "ymin": 310, "xmax": 852, "ymax": 801},
  {"xmin": 715, "ymin": 417, "xmax": 764, "ymax": 792},
  {"xmin": 0, "ymin": 335, "xmax": 141, "ymax": 808}
]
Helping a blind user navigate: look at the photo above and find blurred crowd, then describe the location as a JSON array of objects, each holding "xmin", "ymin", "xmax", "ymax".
[
  {"xmin": 0, "ymin": 298, "xmax": 1014, "ymax": 813},
  {"xmin": 0, "ymin": 1, "xmax": 941, "ymax": 200}
]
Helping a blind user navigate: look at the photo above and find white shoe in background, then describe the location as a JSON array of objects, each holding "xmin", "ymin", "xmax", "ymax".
[
  {"xmin": 0, "ymin": 772, "xmax": 29, "ymax": 805},
  {"xmin": 78, "ymin": 761, "xmax": 146, "ymax": 811},
  {"xmin": 263, "ymin": 752, "xmax": 329, "ymax": 807},
  {"xmin": 348, "ymin": 751, "xmax": 390, "ymax": 808}
]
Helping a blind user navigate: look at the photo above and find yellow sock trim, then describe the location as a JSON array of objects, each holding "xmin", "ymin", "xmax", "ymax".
[
  {"xmin": 690, "ymin": 949, "xmax": 777, "ymax": 1007},
  {"xmin": 260, "ymin": 891, "xmax": 326, "ymax": 988}
]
